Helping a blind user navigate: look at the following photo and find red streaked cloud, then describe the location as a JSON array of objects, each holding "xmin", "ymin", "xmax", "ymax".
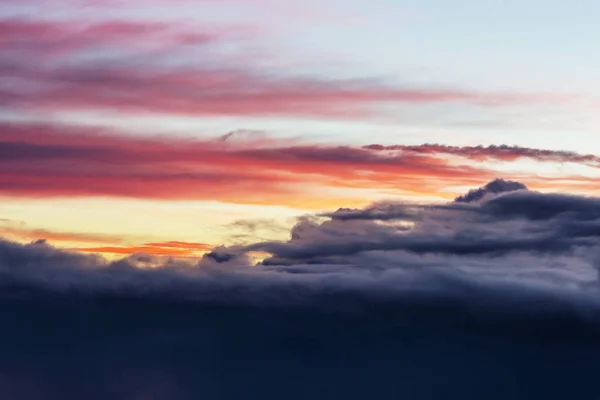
[
  {"xmin": 0, "ymin": 19, "xmax": 230, "ymax": 66},
  {"xmin": 1, "ymin": 122, "xmax": 599, "ymax": 208},
  {"xmin": 3, "ymin": 66, "xmax": 574, "ymax": 119}
]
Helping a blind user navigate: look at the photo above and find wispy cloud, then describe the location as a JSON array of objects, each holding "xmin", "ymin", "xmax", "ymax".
[
  {"xmin": 0, "ymin": 19, "xmax": 219, "ymax": 50},
  {"xmin": 0, "ymin": 18, "xmax": 577, "ymax": 121},
  {"xmin": 0, "ymin": 220, "xmax": 126, "ymax": 245}
]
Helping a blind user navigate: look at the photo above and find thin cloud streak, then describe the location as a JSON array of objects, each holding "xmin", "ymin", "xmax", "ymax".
[
  {"xmin": 3, "ymin": 66, "xmax": 571, "ymax": 120},
  {"xmin": 0, "ymin": 221, "xmax": 212, "ymax": 257},
  {"xmin": 75, "ymin": 241, "xmax": 212, "ymax": 257},
  {"xmin": 365, "ymin": 144, "xmax": 600, "ymax": 166},
  {"xmin": 0, "ymin": 222, "xmax": 126, "ymax": 245},
  {"xmin": 0, "ymin": 19, "xmax": 219, "ymax": 48}
]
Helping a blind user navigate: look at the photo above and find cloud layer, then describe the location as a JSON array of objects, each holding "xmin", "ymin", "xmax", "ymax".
[
  {"xmin": 2, "ymin": 180, "xmax": 599, "ymax": 315},
  {"xmin": 2, "ymin": 180, "xmax": 600, "ymax": 399},
  {"xmin": 2, "ymin": 122, "xmax": 600, "ymax": 208}
]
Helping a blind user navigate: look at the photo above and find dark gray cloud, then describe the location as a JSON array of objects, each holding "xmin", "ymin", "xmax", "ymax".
[
  {"xmin": 454, "ymin": 178, "xmax": 528, "ymax": 203},
  {"xmin": 247, "ymin": 181, "xmax": 600, "ymax": 266},
  {"xmin": 3, "ymin": 180, "xmax": 600, "ymax": 399}
]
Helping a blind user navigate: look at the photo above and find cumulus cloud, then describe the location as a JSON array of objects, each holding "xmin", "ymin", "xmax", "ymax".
[
  {"xmin": 242, "ymin": 180, "xmax": 599, "ymax": 267},
  {"xmin": 454, "ymin": 178, "xmax": 529, "ymax": 203}
]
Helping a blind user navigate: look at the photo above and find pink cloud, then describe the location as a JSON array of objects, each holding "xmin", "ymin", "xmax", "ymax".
[
  {"xmin": 0, "ymin": 18, "xmax": 225, "ymax": 59},
  {"xmin": 1, "ymin": 64, "xmax": 574, "ymax": 119},
  {"xmin": 0, "ymin": 17, "xmax": 577, "ymax": 120}
]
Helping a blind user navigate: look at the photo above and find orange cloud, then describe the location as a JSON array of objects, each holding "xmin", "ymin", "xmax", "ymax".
[
  {"xmin": 0, "ymin": 221, "xmax": 212, "ymax": 258},
  {"xmin": 76, "ymin": 242, "xmax": 212, "ymax": 257},
  {"xmin": 0, "ymin": 223, "xmax": 126, "ymax": 245}
]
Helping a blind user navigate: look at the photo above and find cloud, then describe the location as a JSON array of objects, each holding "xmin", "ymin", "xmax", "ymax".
[
  {"xmin": 230, "ymin": 219, "xmax": 290, "ymax": 234},
  {"xmin": 1, "ymin": 122, "xmax": 599, "ymax": 207},
  {"xmin": 2, "ymin": 181, "xmax": 600, "ymax": 398},
  {"xmin": 0, "ymin": 220, "xmax": 127, "ymax": 245},
  {"xmin": 0, "ymin": 18, "xmax": 577, "ymax": 121},
  {"xmin": 247, "ymin": 182, "xmax": 600, "ymax": 265},
  {"xmin": 1, "ymin": 180, "xmax": 599, "ymax": 312},
  {"xmin": 226, "ymin": 218, "xmax": 292, "ymax": 243},
  {"xmin": 454, "ymin": 178, "xmax": 528, "ymax": 203},
  {"xmin": 0, "ymin": 219, "xmax": 212, "ymax": 257},
  {"xmin": 365, "ymin": 144, "xmax": 600, "ymax": 167},
  {"xmin": 3, "ymin": 66, "xmax": 567, "ymax": 120},
  {"xmin": 75, "ymin": 241, "xmax": 212, "ymax": 257},
  {"xmin": 0, "ymin": 19, "xmax": 218, "ymax": 52}
]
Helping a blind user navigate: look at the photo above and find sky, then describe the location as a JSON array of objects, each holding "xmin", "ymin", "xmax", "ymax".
[
  {"xmin": 1, "ymin": 0, "xmax": 600, "ymax": 258},
  {"xmin": 4, "ymin": 2, "xmax": 600, "ymax": 398}
]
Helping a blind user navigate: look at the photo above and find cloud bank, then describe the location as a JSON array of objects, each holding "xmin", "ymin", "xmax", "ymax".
[
  {"xmin": 0, "ymin": 180, "xmax": 600, "ymax": 400},
  {"xmin": 2, "ymin": 179, "xmax": 600, "ymax": 317},
  {"xmin": 2, "ymin": 180, "xmax": 600, "ymax": 399}
]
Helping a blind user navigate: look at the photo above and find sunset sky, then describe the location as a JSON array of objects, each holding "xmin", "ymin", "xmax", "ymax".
[
  {"xmin": 2, "ymin": 0, "xmax": 600, "ymax": 258},
  {"xmin": 5, "ymin": 2, "xmax": 600, "ymax": 398}
]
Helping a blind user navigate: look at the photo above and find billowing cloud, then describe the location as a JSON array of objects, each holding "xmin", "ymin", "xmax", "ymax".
[
  {"xmin": 2, "ymin": 181, "xmax": 600, "ymax": 398},
  {"xmin": 454, "ymin": 178, "xmax": 529, "ymax": 203},
  {"xmin": 1, "ymin": 180, "xmax": 599, "ymax": 309},
  {"xmin": 244, "ymin": 180, "xmax": 600, "ymax": 266}
]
